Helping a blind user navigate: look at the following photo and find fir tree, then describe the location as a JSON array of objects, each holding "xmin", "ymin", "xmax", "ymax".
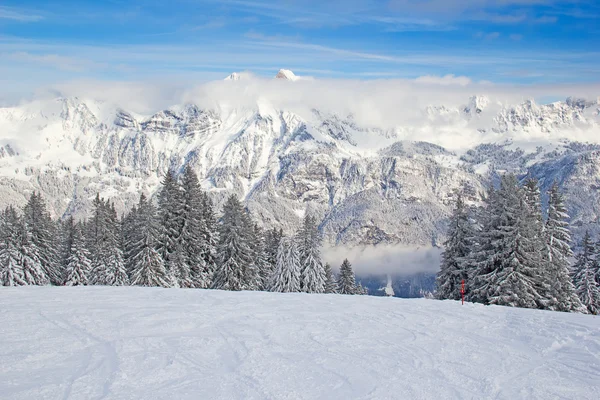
[
  {"xmin": 324, "ymin": 263, "xmax": 337, "ymax": 293},
  {"xmin": 212, "ymin": 195, "xmax": 253, "ymax": 291},
  {"xmin": 59, "ymin": 216, "xmax": 75, "ymax": 274},
  {"xmin": 573, "ymin": 232, "xmax": 600, "ymax": 314},
  {"xmin": 122, "ymin": 205, "xmax": 139, "ymax": 275},
  {"xmin": 265, "ymin": 227, "xmax": 283, "ymax": 269},
  {"xmin": 522, "ymin": 178, "xmax": 551, "ymax": 305},
  {"xmin": 179, "ymin": 166, "xmax": 207, "ymax": 288},
  {"xmin": 241, "ymin": 206, "xmax": 260, "ymax": 291},
  {"xmin": 23, "ymin": 192, "xmax": 60, "ymax": 284},
  {"xmin": 337, "ymin": 258, "xmax": 357, "ymax": 295},
  {"xmin": 200, "ymin": 191, "xmax": 218, "ymax": 285},
  {"xmin": 269, "ymin": 236, "xmax": 301, "ymax": 293},
  {"xmin": 253, "ymin": 224, "xmax": 272, "ymax": 291},
  {"xmin": 157, "ymin": 169, "xmax": 184, "ymax": 275},
  {"xmin": 169, "ymin": 242, "xmax": 193, "ymax": 288},
  {"xmin": 544, "ymin": 182, "xmax": 585, "ymax": 312},
  {"xmin": 470, "ymin": 175, "xmax": 541, "ymax": 308},
  {"xmin": 436, "ymin": 193, "xmax": 472, "ymax": 300},
  {"xmin": 129, "ymin": 194, "xmax": 171, "ymax": 287},
  {"xmin": 63, "ymin": 223, "xmax": 92, "ymax": 286},
  {"xmin": 298, "ymin": 215, "xmax": 326, "ymax": 293},
  {"xmin": 0, "ymin": 207, "xmax": 26, "ymax": 286},
  {"xmin": 89, "ymin": 195, "xmax": 128, "ymax": 286}
]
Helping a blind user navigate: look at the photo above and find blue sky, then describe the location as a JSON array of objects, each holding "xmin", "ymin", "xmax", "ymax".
[{"xmin": 0, "ymin": 0, "xmax": 598, "ymax": 94}]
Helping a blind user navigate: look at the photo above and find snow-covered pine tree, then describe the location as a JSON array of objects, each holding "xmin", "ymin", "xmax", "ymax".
[
  {"xmin": 324, "ymin": 262, "xmax": 337, "ymax": 293},
  {"xmin": 269, "ymin": 236, "xmax": 301, "ymax": 293},
  {"xmin": 355, "ymin": 282, "xmax": 369, "ymax": 295},
  {"xmin": 469, "ymin": 174, "xmax": 541, "ymax": 308},
  {"xmin": 240, "ymin": 210, "xmax": 260, "ymax": 291},
  {"xmin": 129, "ymin": 194, "xmax": 171, "ymax": 287},
  {"xmin": 122, "ymin": 205, "xmax": 138, "ymax": 275},
  {"xmin": 253, "ymin": 224, "xmax": 272, "ymax": 291},
  {"xmin": 298, "ymin": 214, "xmax": 326, "ymax": 293},
  {"xmin": 522, "ymin": 178, "xmax": 551, "ymax": 306},
  {"xmin": 64, "ymin": 223, "xmax": 92, "ymax": 286},
  {"xmin": 200, "ymin": 191, "xmax": 218, "ymax": 280},
  {"xmin": 16, "ymin": 213, "xmax": 48, "ymax": 285},
  {"xmin": 157, "ymin": 169, "xmax": 184, "ymax": 276},
  {"xmin": 544, "ymin": 182, "xmax": 585, "ymax": 312},
  {"xmin": 89, "ymin": 195, "xmax": 128, "ymax": 286},
  {"xmin": 337, "ymin": 258, "xmax": 357, "ymax": 295},
  {"xmin": 573, "ymin": 232, "xmax": 600, "ymax": 314},
  {"xmin": 436, "ymin": 193, "xmax": 472, "ymax": 300},
  {"xmin": 0, "ymin": 206, "xmax": 26, "ymax": 286},
  {"xmin": 464, "ymin": 187, "xmax": 497, "ymax": 303},
  {"xmin": 265, "ymin": 227, "xmax": 283, "ymax": 270},
  {"xmin": 212, "ymin": 195, "xmax": 253, "ymax": 291},
  {"xmin": 59, "ymin": 216, "xmax": 75, "ymax": 274},
  {"xmin": 23, "ymin": 192, "xmax": 60, "ymax": 284},
  {"xmin": 179, "ymin": 166, "xmax": 207, "ymax": 288},
  {"xmin": 169, "ymin": 242, "xmax": 193, "ymax": 288}
]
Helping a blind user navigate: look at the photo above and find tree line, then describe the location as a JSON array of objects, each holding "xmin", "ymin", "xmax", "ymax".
[
  {"xmin": 436, "ymin": 174, "xmax": 600, "ymax": 314},
  {"xmin": 0, "ymin": 167, "xmax": 367, "ymax": 296}
]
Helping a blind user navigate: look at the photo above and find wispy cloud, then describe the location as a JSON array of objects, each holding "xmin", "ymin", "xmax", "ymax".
[
  {"xmin": 7, "ymin": 52, "xmax": 107, "ymax": 72},
  {"xmin": 474, "ymin": 31, "xmax": 501, "ymax": 40},
  {"xmin": 415, "ymin": 74, "xmax": 472, "ymax": 86},
  {"xmin": 0, "ymin": 6, "xmax": 44, "ymax": 22}
]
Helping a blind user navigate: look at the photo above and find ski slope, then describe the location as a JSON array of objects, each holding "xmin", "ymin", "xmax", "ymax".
[{"xmin": 1, "ymin": 287, "xmax": 599, "ymax": 399}]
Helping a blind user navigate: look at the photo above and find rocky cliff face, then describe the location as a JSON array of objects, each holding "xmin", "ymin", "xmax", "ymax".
[{"xmin": 0, "ymin": 87, "xmax": 599, "ymax": 247}]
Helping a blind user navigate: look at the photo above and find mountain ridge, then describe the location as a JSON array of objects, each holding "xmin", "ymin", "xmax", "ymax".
[{"xmin": 0, "ymin": 89, "xmax": 599, "ymax": 249}]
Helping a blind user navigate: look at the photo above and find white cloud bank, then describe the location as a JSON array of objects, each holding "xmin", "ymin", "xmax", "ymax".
[
  {"xmin": 5, "ymin": 73, "xmax": 600, "ymax": 152},
  {"xmin": 323, "ymin": 244, "xmax": 442, "ymax": 276}
]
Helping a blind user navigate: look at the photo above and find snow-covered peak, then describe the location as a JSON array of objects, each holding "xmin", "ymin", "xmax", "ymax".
[
  {"xmin": 223, "ymin": 71, "xmax": 254, "ymax": 81},
  {"xmin": 464, "ymin": 95, "xmax": 490, "ymax": 115},
  {"xmin": 275, "ymin": 69, "xmax": 299, "ymax": 81}
]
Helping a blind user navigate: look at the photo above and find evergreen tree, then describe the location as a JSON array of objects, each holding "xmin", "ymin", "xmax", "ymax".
[
  {"xmin": 157, "ymin": 169, "xmax": 184, "ymax": 276},
  {"xmin": 63, "ymin": 223, "xmax": 92, "ymax": 286},
  {"xmin": 544, "ymin": 182, "xmax": 585, "ymax": 312},
  {"xmin": 573, "ymin": 232, "xmax": 600, "ymax": 314},
  {"xmin": 298, "ymin": 215, "xmax": 326, "ymax": 293},
  {"xmin": 253, "ymin": 224, "xmax": 272, "ymax": 291},
  {"xmin": 470, "ymin": 175, "xmax": 541, "ymax": 308},
  {"xmin": 522, "ymin": 178, "xmax": 551, "ymax": 306},
  {"xmin": 200, "ymin": 191, "xmax": 218, "ymax": 281},
  {"xmin": 89, "ymin": 195, "xmax": 128, "ymax": 286},
  {"xmin": 0, "ymin": 207, "xmax": 26, "ymax": 286},
  {"xmin": 337, "ymin": 258, "xmax": 357, "ymax": 295},
  {"xmin": 16, "ymin": 216, "xmax": 48, "ymax": 286},
  {"xmin": 23, "ymin": 192, "xmax": 60, "ymax": 284},
  {"xmin": 129, "ymin": 194, "xmax": 171, "ymax": 287},
  {"xmin": 0, "ymin": 206, "xmax": 49, "ymax": 286},
  {"xmin": 265, "ymin": 227, "xmax": 283, "ymax": 269},
  {"xmin": 355, "ymin": 282, "xmax": 369, "ymax": 295},
  {"xmin": 240, "ymin": 210, "xmax": 260, "ymax": 290},
  {"xmin": 179, "ymin": 166, "xmax": 208, "ymax": 288},
  {"xmin": 324, "ymin": 262, "xmax": 337, "ymax": 293},
  {"xmin": 212, "ymin": 195, "xmax": 253, "ymax": 291},
  {"xmin": 436, "ymin": 193, "xmax": 472, "ymax": 300},
  {"xmin": 269, "ymin": 236, "xmax": 301, "ymax": 293},
  {"xmin": 169, "ymin": 242, "xmax": 193, "ymax": 288},
  {"xmin": 59, "ymin": 216, "xmax": 75, "ymax": 274}
]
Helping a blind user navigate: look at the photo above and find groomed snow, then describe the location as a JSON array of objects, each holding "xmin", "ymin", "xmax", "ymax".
[{"xmin": 1, "ymin": 287, "xmax": 599, "ymax": 399}]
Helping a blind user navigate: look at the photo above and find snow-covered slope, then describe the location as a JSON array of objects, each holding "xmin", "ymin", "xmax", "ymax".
[
  {"xmin": 0, "ymin": 84, "xmax": 599, "ymax": 247},
  {"xmin": 1, "ymin": 287, "xmax": 598, "ymax": 399}
]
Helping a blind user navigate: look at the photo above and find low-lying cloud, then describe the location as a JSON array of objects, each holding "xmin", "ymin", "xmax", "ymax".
[{"xmin": 322, "ymin": 244, "xmax": 442, "ymax": 277}]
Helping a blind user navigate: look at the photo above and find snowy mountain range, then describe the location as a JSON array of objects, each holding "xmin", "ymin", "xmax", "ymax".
[{"xmin": 1, "ymin": 70, "xmax": 599, "ymax": 255}]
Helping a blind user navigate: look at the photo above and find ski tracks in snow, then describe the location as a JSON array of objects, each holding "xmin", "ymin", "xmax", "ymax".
[{"xmin": 1, "ymin": 287, "xmax": 599, "ymax": 400}]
